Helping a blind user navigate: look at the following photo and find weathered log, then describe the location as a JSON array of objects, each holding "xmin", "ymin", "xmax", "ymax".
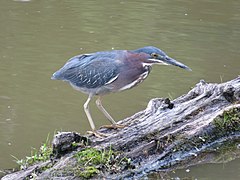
[{"xmin": 2, "ymin": 77, "xmax": 240, "ymax": 180}]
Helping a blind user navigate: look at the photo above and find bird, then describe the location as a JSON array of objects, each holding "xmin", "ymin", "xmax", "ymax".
[{"xmin": 51, "ymin": 46, "xmax": 191, "ymax": 137}]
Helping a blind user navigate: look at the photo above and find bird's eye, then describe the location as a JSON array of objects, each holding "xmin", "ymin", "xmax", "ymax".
[{"xmin": 151, "ymin": 53, "xmax": 158, "ymax": 58}]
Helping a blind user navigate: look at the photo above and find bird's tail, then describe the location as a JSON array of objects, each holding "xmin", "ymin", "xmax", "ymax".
[{"xmin": 51, "ymin": 71, "xmax": 62, "ymax": 80}]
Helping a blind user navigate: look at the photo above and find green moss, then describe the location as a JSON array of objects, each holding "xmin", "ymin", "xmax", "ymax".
[
  {"xmin": 213, "ymin": 107, "xmax": 240, "ymax": 132},
  {"xmin": 75, "ymin": 147, "xmax": 113, "ymax": 166},
  {"xmin": 12, "ymin": 134, "xmax": 52, "ymax": 170},
  {"xmin": 73, "ymin": 147, "xmax": 133, "ymax": 178},
  {"xmin": 214, "ymin": 141, "xmax": 240, "ymax": 163},
  {"xmin": 74, "ymin": 166, "xmax": 99, "ymax": 179},
  {"xmin": 71, "ymin": 141, "xmax": 79, "ymax": 148}
]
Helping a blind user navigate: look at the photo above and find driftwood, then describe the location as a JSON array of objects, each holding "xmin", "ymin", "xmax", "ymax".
[{"xmin": 2, "ymin": 77, "xmax": 240, "ymax": 179}]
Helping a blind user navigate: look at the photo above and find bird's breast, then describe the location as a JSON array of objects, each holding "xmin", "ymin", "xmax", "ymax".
[
  {"xmin": 116, "ymin": 64, "xmax": 151, "ymax": 91},
  {"xmin": 118, "ymin": 71, "xmax": 149, "ymax": 91}
]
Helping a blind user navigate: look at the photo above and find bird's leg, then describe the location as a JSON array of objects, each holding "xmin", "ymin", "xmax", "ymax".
[
  {"xmin": 84, "ymin": 95, "xmax": 109, "ymax": 138},
  {"xmin": 96, "ymin": 97, "xmax": 125, "ymax": 129},
  {"xmin": 84, "ymin": 95, "xmax": 95, "ymax": 130},
  {"xmin": 96, "ymin": 97, "xmax": 116, "ymax": 124}
]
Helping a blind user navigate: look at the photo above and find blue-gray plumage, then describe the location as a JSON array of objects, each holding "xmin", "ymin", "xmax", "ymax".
[
  {"xmin": 53, "ymin": 54, "xmax": 120, "ymax": 90},
  {"xmin": 52, "ymin": 46, "xmax": 191, "ymax": 137}
]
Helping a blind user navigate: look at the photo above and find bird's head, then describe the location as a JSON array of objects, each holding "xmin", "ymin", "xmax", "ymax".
[{"xmin": 134, "ymin": 46, "xmax": 191, "ymax": 71}]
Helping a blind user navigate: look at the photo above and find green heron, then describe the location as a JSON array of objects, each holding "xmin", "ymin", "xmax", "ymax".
[{"xmin": 52, "ymin": 46, "xmax": 191, "ymax": 137}]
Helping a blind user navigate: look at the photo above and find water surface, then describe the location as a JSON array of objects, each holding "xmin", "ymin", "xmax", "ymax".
[{"xmin": 0, "ymin": 0, "xmax": 239, "ymax": 178}]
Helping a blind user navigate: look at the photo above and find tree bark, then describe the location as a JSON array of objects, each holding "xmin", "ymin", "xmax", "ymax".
[{"xmin": 2, "ymin": 77, "xmax": 240, "ymax": 180}]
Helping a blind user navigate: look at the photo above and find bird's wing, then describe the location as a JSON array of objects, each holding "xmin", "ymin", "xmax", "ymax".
[{"xmin": 53, "ymin": 54, "xmax": 120, "ymax": 89}]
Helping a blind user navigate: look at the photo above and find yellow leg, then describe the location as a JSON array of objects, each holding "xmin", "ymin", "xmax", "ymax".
[
  {"xmin": 86, "ymin": 130, "xmax": 109, "ymax": 138},
  {"xmin": 84, "ymin": 95, "xmax": 96, "ymax": 131},
  {"xmin": 96, "ymin": 97, "xmax": 125, "ymax": 129},
  {"xmin": 95, "ymin": 96, "xmax": 116, "ymax": 124},
  {"xmin": 84, "ymin": 95, "xmax": 110, "ymax": 138}
]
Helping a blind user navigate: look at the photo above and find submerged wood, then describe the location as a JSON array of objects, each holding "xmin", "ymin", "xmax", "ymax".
[{"xmin": 2, "ymin": 77, "xmax": 240, "ymax": 179}]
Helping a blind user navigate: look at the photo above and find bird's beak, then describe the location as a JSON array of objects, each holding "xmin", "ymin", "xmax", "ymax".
[
  {"xmin": 147, "ymin": 55, "xmax": 191, "ymax": 71},
  {"xmin": 162, "ymin": 56, "xmax": 192, "ymax": 71}
]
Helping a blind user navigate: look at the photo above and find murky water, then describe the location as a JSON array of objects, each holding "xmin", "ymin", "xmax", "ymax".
[{"xmin": 0, "ymin": 0, "xmax": 239, "ymax": 178}]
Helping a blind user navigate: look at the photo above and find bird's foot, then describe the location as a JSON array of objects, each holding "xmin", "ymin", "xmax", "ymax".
[
  {"xmin": 100, "ymin": 123, "xmax": 126, "ymax": 129},
  {"xmin": 86, "ymin": 130, "xmax": 110, "ymax": 138}
]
